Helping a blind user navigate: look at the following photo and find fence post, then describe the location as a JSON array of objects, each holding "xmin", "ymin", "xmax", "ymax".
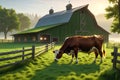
[
  {"xmin": 32, "ymin": 45, "xmax": 35, "ymax": 59},
  {"xmin": 113, "ymin": 47, "xmax": 118, "ymax": 69},
  {"xmin": 22, "ymin": 47, "xmax": 25, "ymax": 61},
  {"xmin": 2, "ymin": 40, "xmax": 3, "ymax": 43},
  {"xmin": 51, "ymin": 42, "xmax": 55, "ymax": 49},
  {"xmin": 46, "ymin": 44, "xmax": 48, "ymax": 52}
]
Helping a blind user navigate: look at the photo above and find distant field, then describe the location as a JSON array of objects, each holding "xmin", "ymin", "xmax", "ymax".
[{"xmin": 0, "ymin": 43, "xmax": 119, "ymax": 80}]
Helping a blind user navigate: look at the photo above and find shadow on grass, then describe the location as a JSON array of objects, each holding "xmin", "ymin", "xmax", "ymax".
[
  {"xmin": 98, "ymin": 69, "xmax": 120, "ymax": 80},
  {"xmin": 31, "ymin": 61, "xmax": 100, "ymax": 80},
  {"xmin": 0, "ymin": 59, "xmax": 32, "ymax": 74}
]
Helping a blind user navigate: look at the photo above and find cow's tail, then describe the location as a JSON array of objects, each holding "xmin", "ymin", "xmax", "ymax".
[{"xmin": 102, "ymin": 44, "xmax": 106, "ymax": 58}]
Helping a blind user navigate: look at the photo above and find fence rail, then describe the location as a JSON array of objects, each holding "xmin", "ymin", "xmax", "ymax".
[
  {"xmin": 111, "ymin": 47, "xmax": 120, "ymax": 70},
  {"xmin": 0, "ymin": 42, "xmax": 54, "ymax": 68}
]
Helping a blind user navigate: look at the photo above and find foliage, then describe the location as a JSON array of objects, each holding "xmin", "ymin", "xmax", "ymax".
[
  {"xmin": 0, "ymin": 44, "xmax": 118, "ymax": 80},
  {"xmin": 0, "ymin": 6, "xmax": 20, "ymax": 39},
  {"xmin": 105, "ymin": 0, "xmax": 120, "ymax": 33},
  {"xmin": 17, "ymin": 13, "xmax": 31, "ymax": 31},
  {"xmin": 27, "ymin": 14, "xmax": 40, "ymax": 28}
]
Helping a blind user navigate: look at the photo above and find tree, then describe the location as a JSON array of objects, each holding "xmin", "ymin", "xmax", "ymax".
[
  {"xmin": 0, "ymin": 7, "xmax": 20, "ymax": 39},
  {"xmin": 105, "ymin": 0, "xmax": 120, "ymax": 33},
  {"xmin": 17, "ymin": 13, "xmax": 31, "ymax": 31}
]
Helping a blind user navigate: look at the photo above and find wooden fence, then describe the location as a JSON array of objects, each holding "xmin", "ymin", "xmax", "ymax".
[
  {"xmin": 0, "ymin": 42, "xmax": 55, "ymax": 68},
  {"xmin": 111, "ymin": 47, "xmax": 120, "ymax": 70}
]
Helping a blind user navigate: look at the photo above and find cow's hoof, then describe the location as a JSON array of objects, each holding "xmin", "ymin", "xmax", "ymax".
[
  {"xmin": 92, "ymin": 61, "xmax": 96, "ymax": 64},
  {"xmin": 54, "ymin": 59, "xmax": 58, "ymax": 62},
  {"xmin": 75, "ymin": 61, "xmax": 78, "ymax": 64},
  {"xmin": 99, "ymin": 61, "xmax": 103, "ymax": 64},
  {"xmin": 69, "ymin": 61, "xmax": 73, "ymax": 64}
]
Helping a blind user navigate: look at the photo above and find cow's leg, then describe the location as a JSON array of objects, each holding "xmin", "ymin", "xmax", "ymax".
[
  {"xmin": 99, "ymin": 50, "xmax": 103, "ymax": 63},
  {"xmin": 70, "ymin": 53, "xmax": 74, "ymax": 63},
  {"xmin": 74, "ymin": 48, "xmax": 79, "ymax": 64},
  {"xmin": 93, "ymin": 51, "xmax": 98, "ymax": 63}
]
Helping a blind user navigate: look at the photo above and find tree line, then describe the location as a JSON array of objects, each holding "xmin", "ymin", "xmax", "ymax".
[{"xmin": 0, "ymin": 6, "xmax": 39, "ymax": 39}]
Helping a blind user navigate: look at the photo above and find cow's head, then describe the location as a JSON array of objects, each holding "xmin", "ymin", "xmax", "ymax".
[{"xmin": 53, "ymin": 50, "xmax": 63, "ymax": 61}]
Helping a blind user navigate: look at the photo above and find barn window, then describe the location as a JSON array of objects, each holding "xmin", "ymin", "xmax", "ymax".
[
  {"xmin": 32, "ymin": 36, "xmax": 36, "ymax": 41},
  {"xmin": 40, "ymin": 37, "xmax": 43, "ymax": 40},
  {"xmin": 18, "ymin": 37, "xmax": 21, "ymax": 42},
  {"xmin": 52, "ymin": 38, "xmax": 58, "ymax": 42},
  {"xmin": 39, "ymin": 35, "xmax": 50, "ymax": 43},
  {"xmin": 24, "ymin": 37, "xmax": 27, "ymax": 42},
  {"xmin": 40, "ymin": 37, "xmax": 47, "ymax": 41},
  {"xmin": 44, "ymin": 37, "xmax": 47, "ymax": 40}
]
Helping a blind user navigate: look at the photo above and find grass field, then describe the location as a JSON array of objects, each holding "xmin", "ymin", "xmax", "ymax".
[
  {"xmin": 0, "ymin": 42, "xmax": 44, "ymax": 52},
  {"xmin": 0, "ymin": 43, "xmax": 120, "ymax": 80}
]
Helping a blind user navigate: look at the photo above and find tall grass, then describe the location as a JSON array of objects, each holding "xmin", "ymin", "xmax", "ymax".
[{"xmin": 0, "ymin": 43, "xmax": 119, "ymax": 80}]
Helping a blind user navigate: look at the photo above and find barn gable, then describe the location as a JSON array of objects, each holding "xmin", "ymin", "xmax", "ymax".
[
  {"xmin": 13, "ymin": 4, "xmax": 109, "ymax": 43},
  {"xmin": 35, "ymin": 4, "xmax": 88, "ymax": 28}
]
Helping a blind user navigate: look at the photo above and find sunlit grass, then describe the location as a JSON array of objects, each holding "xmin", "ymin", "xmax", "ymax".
[
  {"xmin": 0, "ymin": 42, "xmax": 43, "ymax": 52},
  {"xmin": 0, "ymin": 44, "xmax": 119, "ymax": 80}
]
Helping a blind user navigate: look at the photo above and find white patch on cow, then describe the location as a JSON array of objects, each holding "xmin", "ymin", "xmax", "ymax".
[
  {"xmin": 88, "ymin": 46, "xmax": 99, "ymax": 54},
  {"xmin": 65, "ymin": 37, "xmax": 69, "ymax": 41},
  {"xmin": 53, "ymin": 50, "xmax": 59, "ymax": 60},
  {"xmin": 76, "ymin": 58, "xmax": 78, "ymax": 64},
  {"xmin": 68, "ymin": 50, "xmax": 74, "ymax": 55}
]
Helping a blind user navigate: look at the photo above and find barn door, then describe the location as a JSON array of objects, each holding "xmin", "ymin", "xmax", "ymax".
[{"xmin": 52, "ymin": 37, "xmax": 58, "ymax": 42}]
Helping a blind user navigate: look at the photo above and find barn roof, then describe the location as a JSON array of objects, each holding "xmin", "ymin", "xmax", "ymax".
[
  {"xmin": 13, "ymin": 24, "xmax": 61, "ymax": 35},
  {"xmin": 35, "ymin": 4, "xmax": 88, "ymax": 28},
  {"xmin": 13, "ymin": 4, "xmax": 89, "ymax": 35},
  {"xmin": 13, "ymin": 4, "xmax": 109, "ymax": 35}
]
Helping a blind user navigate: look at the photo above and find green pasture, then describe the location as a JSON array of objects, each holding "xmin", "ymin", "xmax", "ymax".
[
  {"xmin": 0, "ymin": 42, "xmax": 43, "ymax": 52},
  {"xmin": 0, "ymin": 43, "xmax": 120, "ymax": 80}
]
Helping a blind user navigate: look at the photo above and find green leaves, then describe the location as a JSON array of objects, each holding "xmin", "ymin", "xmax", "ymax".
[
  {"xmin": 0, "ymin": 7, "xmax": 20, "ymax": 39},
  {"xmin": 105, "ymin": 0, "xmax": 120, "ymax": 33}
]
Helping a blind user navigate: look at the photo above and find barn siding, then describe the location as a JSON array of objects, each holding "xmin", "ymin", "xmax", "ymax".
[{"xmin": 13, "ymin": 6, "xmax": 109, "ymax": 43}]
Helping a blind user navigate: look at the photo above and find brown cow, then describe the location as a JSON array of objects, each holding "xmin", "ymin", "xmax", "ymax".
[{"xmin": 53, "ymin": 35, "xmax": 105, "ymax": 63}]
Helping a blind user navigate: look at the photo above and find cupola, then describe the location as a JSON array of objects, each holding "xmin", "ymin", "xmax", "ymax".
[
  {"xmin": 66, "ymin": 3, "xmax": 72, "ymax": 10},
  {"xmin": 49, "ymin": 8, "xmax": 54, "ymax": 14}
]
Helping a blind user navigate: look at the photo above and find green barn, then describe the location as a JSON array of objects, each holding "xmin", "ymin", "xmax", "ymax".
[{"xmin": 13, "ymin": 4, "xmax": 109, "ymax": 43}]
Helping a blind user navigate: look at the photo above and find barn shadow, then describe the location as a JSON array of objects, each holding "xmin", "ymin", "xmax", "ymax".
[{"xmin": 31, "ymin": 61, "xmax": 100, "ymax": 80}]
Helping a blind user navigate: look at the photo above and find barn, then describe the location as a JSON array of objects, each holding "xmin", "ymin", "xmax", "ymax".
[{"xmin": 13, "ymin": 4, "xmax": 109, "ymax": 43}]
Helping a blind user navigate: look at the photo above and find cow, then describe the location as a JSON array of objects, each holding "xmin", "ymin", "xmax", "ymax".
[{"xmin": 53, "ymin": 35, "xmax": 105, "ymax": 63}]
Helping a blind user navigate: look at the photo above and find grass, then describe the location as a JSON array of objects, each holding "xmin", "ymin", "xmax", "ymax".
[
  {"xmin": 0, "ymin": 43, "xmax": 120, "ymax": 80},
  {"xmin": 0, "ymin": 42, "xmax": 46, "ymax": 69},
  {"xmin": 0, "ymin": 42, "xmax": 43, "ymax": 52}
]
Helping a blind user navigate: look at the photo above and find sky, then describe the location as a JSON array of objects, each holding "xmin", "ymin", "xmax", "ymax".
[{"xmin": 0, "ymin": 0, "xmax": 110, "ymax": 16}]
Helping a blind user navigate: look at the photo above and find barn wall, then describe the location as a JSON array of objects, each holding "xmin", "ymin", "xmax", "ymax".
[
  {"xmin": 40, "ymin": 8, "xmax": 109, "ymax": 42},
  {"xmin": 14, "ymin": 33, "xmax": 38, "ymax": 42}
]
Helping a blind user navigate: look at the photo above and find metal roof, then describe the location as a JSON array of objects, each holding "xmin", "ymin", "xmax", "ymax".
[
  {"xmin": 13, "ymin": 24, "xmax": 62, "ymax": 35},
  {"xmin": 35, "ymin": 4, "xmax": 88, "ymax": 28}
]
